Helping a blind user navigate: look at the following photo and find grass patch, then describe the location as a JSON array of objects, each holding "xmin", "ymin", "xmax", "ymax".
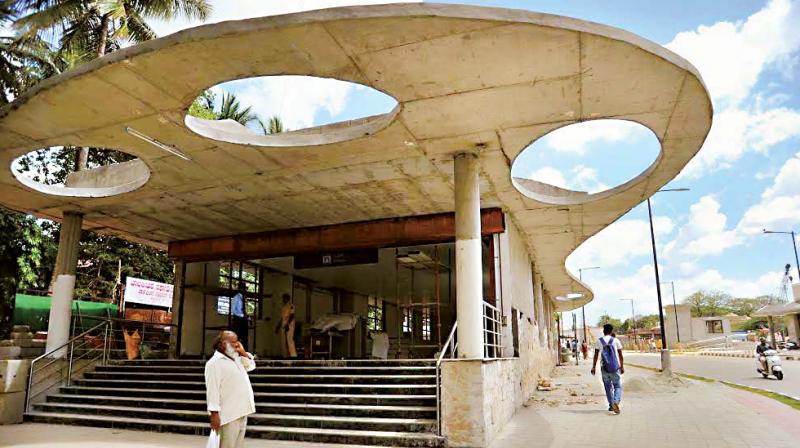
[
  {"xmin": 678, "ymin": 373, "xmax": 715, "ymax": 383},
  {"xmin": 627, "ymin": 363, "xmax": 714, "ymax": 383},
  {"xmin": 722, "ymin": 382, "xmax": 800, "ymax": 412}
]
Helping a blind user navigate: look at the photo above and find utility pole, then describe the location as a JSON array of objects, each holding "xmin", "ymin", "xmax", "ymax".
[
  {"xmin": 579, "ymin": 266, "xmax": 600, "ymax": 345},
  {"xmin": 646, "ymin": 188, "xmax": 689, "ymax": 374},
  {"xmin": 660, "ymin": 281, "xmax": 680, "ymax": 343}
]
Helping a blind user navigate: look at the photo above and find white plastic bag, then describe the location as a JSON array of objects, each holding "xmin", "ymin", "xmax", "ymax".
[{"xmin": 206, "ymin": 430, "xmax": 220, "ymax": 448}]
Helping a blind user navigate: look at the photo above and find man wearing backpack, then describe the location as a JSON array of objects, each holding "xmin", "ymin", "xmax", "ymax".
[{"xmin": 591, "ymin": 324, "xmax": 625, "ymax": 414}]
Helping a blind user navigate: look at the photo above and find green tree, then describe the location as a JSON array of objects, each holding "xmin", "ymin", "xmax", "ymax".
[
  {"xmin": 727, "ymin": 296, "xmax": 773, "ymax": 317},
  {"xmin": 187, "ymin": 90, "xmax": 218, "ymax": 120},
  {"xmin": 261, "ymin": 115, "xmax": 285, "ymax": 134},
  {"xmin": 0, "ymin": 206, "xmax": 43, "ymax": 337},
  {"xmin": 13, "ymin": 0, "xmax": 210, "ymax": 58},
  {"xmin": 597, "ymin": 314, "xmax": 622, "ymax": 330},
  {"xmin": 217, "ymin": 92, "xmax": 262, "ymax": 127},
  {"xmin": 2, "ymin": 0, "xmax": 200, "ymax": 305},
  {"xmin": 13, "ymin": 0, "xmax": 211, "ymax": 168},
  {"xmin": 683, "ymin": 290, "xmax": 732, "ymax": 317}
]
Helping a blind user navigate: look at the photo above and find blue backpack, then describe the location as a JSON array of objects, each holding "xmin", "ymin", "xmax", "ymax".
[{"xmin": 599, "ymin": 337, "xmax": 620, "ymax": 373}]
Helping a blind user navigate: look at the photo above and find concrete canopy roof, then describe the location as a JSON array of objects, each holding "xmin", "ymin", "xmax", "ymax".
[{"xmin": 0, "ymin": 3, "xmax": 712, "ymax": 312}]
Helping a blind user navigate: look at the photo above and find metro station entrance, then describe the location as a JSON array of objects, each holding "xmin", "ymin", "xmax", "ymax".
[{"xmin": 170, "ymin": 210, "xmax": 505, "ymax": 360}]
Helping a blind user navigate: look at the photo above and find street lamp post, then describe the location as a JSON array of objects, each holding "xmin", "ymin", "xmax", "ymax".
[
  {"xmin": 660, "ymin": 281, "xmax": 680, "ymax": 343},
  {"xmin": 647, "ymin": 188, "xmax": 689, "ymax": 375},
  {"xmin": 579, "ymin": 266, "xmax": 601, "ymax": 344},
  {"xmin": 762, "ymin": 230, "xmax": 800, "ymax": 281}
]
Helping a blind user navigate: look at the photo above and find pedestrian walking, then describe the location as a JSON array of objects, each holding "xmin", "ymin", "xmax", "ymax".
[
  {"xmin": 591, "ymin": 324, "xmax": 625, "ymax": 414},
  {"xmin": 581, "ymin": 340, "xmax": 589, "ymax": 360},
  {"xmin": 205, "ymin": 331, "xmax": 256, "ymax": 448}
]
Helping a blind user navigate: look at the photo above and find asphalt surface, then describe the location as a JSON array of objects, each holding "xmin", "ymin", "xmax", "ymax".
[{"xmin": 625, "ymin": 352, "xmax": 800, "ymax": 398}]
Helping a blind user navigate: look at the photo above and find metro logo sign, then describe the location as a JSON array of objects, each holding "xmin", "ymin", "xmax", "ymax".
[{"xmin": 124, "ymin": 277, "xmax": 174, "ymax": 308}]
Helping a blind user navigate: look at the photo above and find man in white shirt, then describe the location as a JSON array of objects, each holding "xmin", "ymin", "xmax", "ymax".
[
  {"xmin": 205, "ymin": 331, "xmax": 256, "ymax": 448},
  {"xmin": 590, "ymin": 324, "xmax": 624, "ymax": 414}
]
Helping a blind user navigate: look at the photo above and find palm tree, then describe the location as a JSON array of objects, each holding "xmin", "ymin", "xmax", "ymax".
[
  {"xmin": 262, "ymin": 116, "xmax": 285, "ymax": 135},
  {"xmin": 13, "ymin": 1, "xmax": 211, "ymax": 58},
  {"xmin": 218, "ymin": 92, "xmax": 262, "ymax": 127},
  {"xmin": 11, "ymin": 0, "xmax": 211, "ymax": 168}
]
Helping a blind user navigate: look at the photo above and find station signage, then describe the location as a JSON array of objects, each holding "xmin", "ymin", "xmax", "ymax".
[
  {"xmin": 294, "ymin": 249, "xmax": 379, "ymax": 270},
  {"xmin": 124, "ymin": 277, "xmax": 174, "ymax": 308}
]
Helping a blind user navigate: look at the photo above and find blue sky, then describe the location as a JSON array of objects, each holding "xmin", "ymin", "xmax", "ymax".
[{"xmin": 152, "ymin": 1, "xmax": 800, "ymax": 324}]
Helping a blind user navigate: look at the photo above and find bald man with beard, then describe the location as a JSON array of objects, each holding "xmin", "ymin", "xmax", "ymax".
[{"xmin": 205, "ymin": 331, "xmax": 256, "ymax": 448}]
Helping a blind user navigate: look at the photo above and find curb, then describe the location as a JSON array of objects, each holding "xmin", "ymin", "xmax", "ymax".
[{"xmin": 689, "ymin": 351, "xmax": 799, "ymax": 361}]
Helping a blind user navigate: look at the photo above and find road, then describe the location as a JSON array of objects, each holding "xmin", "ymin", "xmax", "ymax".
[{"xmin": 625, "ymin": 352, "xmax": 800, "ymax": 398}]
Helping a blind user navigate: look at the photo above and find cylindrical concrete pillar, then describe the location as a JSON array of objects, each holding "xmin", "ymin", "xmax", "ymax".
[
  {"xmin": 53, "ymin": 212, "xmax": 83, "ymax": 278},
  {"xmin": 454, "ymin": 152, "xmax": 484, "ymax": 359},
  {"xmin": 46, "ymin": 212, "xmax": 82, "ymax": 357}
]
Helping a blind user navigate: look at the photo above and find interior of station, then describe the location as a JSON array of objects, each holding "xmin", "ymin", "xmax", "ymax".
[{"xmin": 175, "ymin": 239, "xmax": 500, "ymax": 360}]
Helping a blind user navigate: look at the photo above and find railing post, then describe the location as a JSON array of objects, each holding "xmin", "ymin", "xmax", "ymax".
[
  {"xmin": 25, "ymin": 361, "xmax": 34, "ymax": 413},
  {"xmin": 102, "ymin": 322, "xmax": 110, "ymax": 365},
  {"xmin": 66, "ymin": 339, "xmax": 74, "ymax": 386}
]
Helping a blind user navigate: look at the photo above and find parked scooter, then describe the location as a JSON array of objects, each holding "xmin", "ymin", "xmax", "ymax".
[{"xmin": 756, "ymin": 349, "xmax": 784, "ymax": 380}]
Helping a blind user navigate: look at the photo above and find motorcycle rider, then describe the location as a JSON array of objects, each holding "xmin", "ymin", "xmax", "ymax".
[{"xmin": 756, "ymin": 337, "xmax": 772, "ymax": 372}]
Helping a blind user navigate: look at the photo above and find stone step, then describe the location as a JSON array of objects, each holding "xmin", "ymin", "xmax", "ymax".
[
  {"xmin": 84, "ymin": 371, "xmax": 437, "ymax": 384},
  {"xmin": 60, "ymin": 386, "xmax": 436, "ymax": 406},
  {"xmin": 32, "ymin": 402, "xmax": 436, "ymax": 432},
  {"xmin": 110, "ymin": 359, "xmax": 436, "ymax": 368},
  {"xmin": 95, "ymin": 365, "xmax": 436, "ymax": 375},
  {"xmin": 24, "ymin": 412, "xmax": 446, "ymax": 447},
  {"xmin": 46, "ymin": 394, "xmax": 436, "ymax": 418},
  {"xmin": 72, "ymin": 378, "xmax": 435, "ymax": 395}
]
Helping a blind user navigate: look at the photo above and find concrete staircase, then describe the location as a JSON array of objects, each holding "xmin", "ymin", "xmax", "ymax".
[{"xmin": 25, "ymin": 359, "xmax": 446, "ymax": 447}]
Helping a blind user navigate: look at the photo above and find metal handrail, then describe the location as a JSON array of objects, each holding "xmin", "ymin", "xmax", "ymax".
[
  {"xmin": 435, "ymin": 321, "xmax": 458, "ymax": 436},
  {"xmin": 25, "ymin": 319, "xmax": 110, "ymax": 413}
]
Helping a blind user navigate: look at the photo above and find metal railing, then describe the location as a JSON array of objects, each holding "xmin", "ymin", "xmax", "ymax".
[
  {"xmin": 435, "ymin": 322, "xmax": 458, "ymax": 436},
  {"xmin": 25, "ymin": 319, "xmax": 111, "ymax": 413},
  {"xmin": 75, "ymin": 314, "xmax": 176, "ymax": 361},
  {"xmin": 483, "ymin": 301, "xmax": 502, "ymax": 358}
]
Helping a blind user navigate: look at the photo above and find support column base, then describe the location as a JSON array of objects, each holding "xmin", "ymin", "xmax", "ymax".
[{"xmin": 660, "ymin": 349, "xmax": 672, "ymax": 376}]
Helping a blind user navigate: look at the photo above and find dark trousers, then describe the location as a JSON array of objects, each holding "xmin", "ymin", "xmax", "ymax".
[{"xmin": 233, "ymin": 316, "xmax": 248, "ymax": 348}]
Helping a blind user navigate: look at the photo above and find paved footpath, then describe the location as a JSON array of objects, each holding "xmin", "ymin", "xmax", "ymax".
[
  {"xmin": 489, "ymin": 363, "xmax": 800, "ymax": 448},
  {"xmin": 0, "ymin": 423, "xmax": 381, "ymax": 448},
  {"xmin": 626, "ymin": 352, "xmax": 800, "ymax": 398}
]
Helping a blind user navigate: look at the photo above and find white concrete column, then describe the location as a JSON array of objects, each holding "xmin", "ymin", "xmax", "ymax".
[
  {"xmin": 535, "ymin": 277, "xmax": 546, "ymax": 347},
  {"xmin": 454, "ymin": 152, "xmax": 484, "ymax": 359},
  {"xmin": 46, "ymin": 211, "xmax": 83, "ymax": 357}
]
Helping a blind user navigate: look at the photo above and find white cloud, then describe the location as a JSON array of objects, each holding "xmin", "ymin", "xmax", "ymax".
[
  {"xmin": 663, "ymin": 195, "xmax": 741, "ymax": 258},
  {"xmin": 679, "ymin": 97, "xmax": 800, "ymax": 179},
  {"xmin": 762, "ymin": 152, "xmax": 800, "ymax": 199},
  {"xmin": 567, "ymin": 216, "xmax": 674, "ymax": 270},
  {"xmin": 527, "ymin": 165, "xmax": 610, "ymax": 193},
  {"xmin": 666, "ymin": 0, "xmax": 800, "ymax": 178},
  {"xmin": 571, "ymin": 165, "xmax": 609, "ymax": 193},
  {"xmin": 542, "ymin": 119, "xmax": 651, "ymax": 155},
  {"xmin": 665, "ymin": 0, "xmax": 800, "ymax": 106},
  {"xmin": 737, "ymin": 152, "xmax": 800, "ymax": 235},
  {"xmin": 528, "ymin": 166, "xmax": 567, "ymax": 189},
  {"xmin": 228, "ymin": 75, "xmax": 353, "ymax": 130}
]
